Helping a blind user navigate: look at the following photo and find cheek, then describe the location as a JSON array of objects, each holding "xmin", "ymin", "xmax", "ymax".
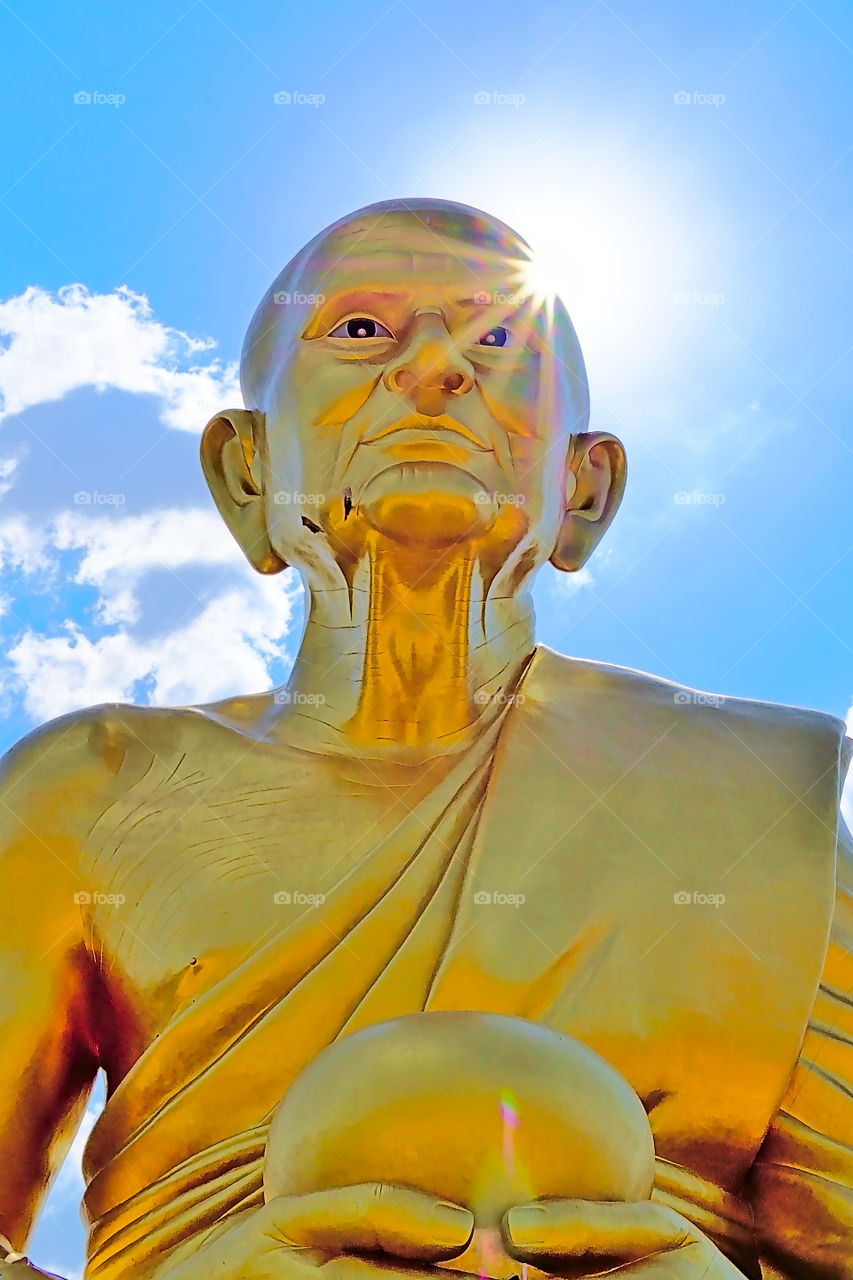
[
  {"xmin": 291, "ymin": 352, "xmax": 382, "ymax": 429},
  {"xmin": 479, "ymin": 358, "xmax": 544, "ymax": 432},
  {"xmin": 506, "ymin": 434, "xmax": 569, "ymax": 519}
]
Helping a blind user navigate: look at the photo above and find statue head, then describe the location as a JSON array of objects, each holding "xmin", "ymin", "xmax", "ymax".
[{"xmin": 201, "ymin": 199, "xmax": 626, "ymax": 593}]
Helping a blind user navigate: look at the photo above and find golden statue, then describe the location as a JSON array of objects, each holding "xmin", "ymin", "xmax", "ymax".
[{"xmin": 0, "ymin": 199, "xmax": 851, "ymax": 1280}]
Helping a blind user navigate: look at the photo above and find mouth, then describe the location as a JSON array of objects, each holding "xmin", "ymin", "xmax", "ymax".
[{"xmin": 360, "ymin": 413, "xmax": 491, "ymax": 452}]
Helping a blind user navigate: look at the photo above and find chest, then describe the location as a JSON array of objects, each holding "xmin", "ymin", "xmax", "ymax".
[{"xmin": 80, "ymin": 744, "xmax": 451, "ymax": 1022}]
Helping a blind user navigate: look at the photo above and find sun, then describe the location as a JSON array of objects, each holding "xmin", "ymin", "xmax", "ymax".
[{"xmin": 442, "ymin": 132, "xmax": 701, "ymax": 393}]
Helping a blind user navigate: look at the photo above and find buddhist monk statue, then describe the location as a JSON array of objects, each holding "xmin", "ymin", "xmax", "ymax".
[{"xmin": 0, "ymin": 199, "xmax": 851, "ymax": 1280}]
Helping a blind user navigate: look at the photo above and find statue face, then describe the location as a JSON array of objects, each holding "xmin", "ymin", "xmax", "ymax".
[{"xmin": 255, "ymin": 211, "xmax": 581, "ymax": 567}]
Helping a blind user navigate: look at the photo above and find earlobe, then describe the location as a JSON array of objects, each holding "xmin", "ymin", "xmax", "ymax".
[
  {"xmin": 549, "ymin": 432, "xmax": 627, "ymax": 573},
  {"xmin": 200, "ymin": 408, "xmax": 288, "ymax": 575}
]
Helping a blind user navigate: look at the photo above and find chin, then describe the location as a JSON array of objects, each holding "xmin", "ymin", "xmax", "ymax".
[{"xmin": 359, "ymin": 461, "xmax": 500, "ymax": 548}]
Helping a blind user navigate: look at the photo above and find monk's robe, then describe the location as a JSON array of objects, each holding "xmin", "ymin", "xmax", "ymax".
[{"xmin": 78, "ymin": 647, "xmax": 853, "ymax": 1280}]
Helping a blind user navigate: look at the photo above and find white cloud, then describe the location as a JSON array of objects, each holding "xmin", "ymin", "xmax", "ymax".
[
  {"xmin": 0, "ymin": 513, "xmax": 51, "ymax": 574},
  {"xmin": 53, "ymin": 508, "xmax": 246, "ymax": 624},
  {"xmin": 8, "ymin": 576, "xmax": 297, "ymax": 720},
  {"xmin": 553, "ymin": 566, "xmax": 594, "ymax": 593},
  {"xmin": 0, "ymin": 454, "xmax": 22, "ymax": 498},
  {"xmin": 0, "ymin": 507, "xmax": 300, "ymax": 721},
  {"xmin": 0, "ymin": 285, "xmax": 241, "ymax": 431}
]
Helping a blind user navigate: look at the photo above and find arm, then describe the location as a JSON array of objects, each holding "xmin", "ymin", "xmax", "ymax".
[
  {"xmin": 0, "ymin": 717, "xmax": 104, "ymax": 1274},
  {"xmin": 0, "ymin": 713, "xmax": 475, "ymax": 1280},
  {"xmin": 749, "ymin": 810, "xmax": 853, "ymax": 1278}
]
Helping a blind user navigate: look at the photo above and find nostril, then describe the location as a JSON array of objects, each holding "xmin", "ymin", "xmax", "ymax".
[{"xmin": 445, "ymin": 372, "xmax": 466, "ymax": 393}]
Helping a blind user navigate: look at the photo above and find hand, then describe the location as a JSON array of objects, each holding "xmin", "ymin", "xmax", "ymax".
[
  {"xmin": 502, "ymin": 1200, "xmax": 745, "ymax": 1278},
  {"xmin": 159, "ymin": 1182, "xmax": 474, "ymax": 1280}
]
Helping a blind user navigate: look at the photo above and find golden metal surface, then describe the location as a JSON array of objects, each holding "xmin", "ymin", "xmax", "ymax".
[{"xmin": 0, "ymin": 199, "xmax": 850, "ymax": 1279}]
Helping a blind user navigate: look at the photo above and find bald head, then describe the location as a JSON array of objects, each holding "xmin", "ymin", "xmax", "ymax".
[
  {"xmin": 204, "ymin": 197, "xmax": 624, "ymax": 590},
  {"xmin": 240, "ymin": 198, "xmax": 588, "ymax": 430}
]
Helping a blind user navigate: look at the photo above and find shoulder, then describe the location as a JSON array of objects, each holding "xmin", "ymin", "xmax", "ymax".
[
  {"xmin": 0, "ymin": 700, "xmax": 219, "ymax": 846},
  {"xmin": 526, "ymin": 647, "xmax": 848, "ymax": 832},
  {"xmin": 530, "ymin": 644, "xmax": 848, "ymax": 740}
]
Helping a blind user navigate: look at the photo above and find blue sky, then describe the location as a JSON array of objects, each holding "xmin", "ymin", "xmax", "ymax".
[{"xmin": 1, "ymin": 0, "xmax": 852, "ymax": 1274}]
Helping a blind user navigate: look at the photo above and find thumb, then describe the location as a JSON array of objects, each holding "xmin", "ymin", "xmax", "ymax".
[{"xmin": 503, "ymin": 1200, "xmax": 691, "ymax": 1266}]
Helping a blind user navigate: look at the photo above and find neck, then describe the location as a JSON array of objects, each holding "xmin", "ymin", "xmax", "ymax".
[{"xmin": 280, "ymin": 533, "xmax": 536, "ymax": 754}]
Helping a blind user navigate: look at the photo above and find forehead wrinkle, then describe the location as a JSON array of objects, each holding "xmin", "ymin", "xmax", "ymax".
[
  {"xmin": 306, "ymin": 220, "xmax": 529, "ymax": 282},
  {"xmin": 307, "ymin": 248, "xmax": 529, "ymax": 301}
]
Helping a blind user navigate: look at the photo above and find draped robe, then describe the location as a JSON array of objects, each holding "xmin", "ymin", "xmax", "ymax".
[{"xmin": 77, "ymin": 647, "xmax": 852, "ymax": 1279}]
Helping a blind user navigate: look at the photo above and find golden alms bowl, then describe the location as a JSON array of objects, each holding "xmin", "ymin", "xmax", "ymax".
[{"xmin": 265, "ymin": 1012, "xmax": 655, "ymax": 1278}]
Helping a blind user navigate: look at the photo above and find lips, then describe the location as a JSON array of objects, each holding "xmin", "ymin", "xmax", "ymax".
[{"xmin": 360, "ymin": 413, "xmax": 491, "ymax": 451}]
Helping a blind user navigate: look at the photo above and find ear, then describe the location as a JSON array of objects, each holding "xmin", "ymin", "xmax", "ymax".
[
  {"xmin": 200, "ymin": 408, "xmax": 287, "ymax": 574},
  {"xmin": 549, "ymin": 432, "xmax": 627, "ymax": 573}
]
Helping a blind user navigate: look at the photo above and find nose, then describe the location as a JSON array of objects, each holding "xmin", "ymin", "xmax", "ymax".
[{"xmin": 383, "ymin": 312, "xmax": 475, "ymax": 414}]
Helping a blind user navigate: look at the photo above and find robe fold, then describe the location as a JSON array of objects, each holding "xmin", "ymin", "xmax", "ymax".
[{"xmin": 79, "ymin": 647, "xmax": 850, "ymax": 1279}]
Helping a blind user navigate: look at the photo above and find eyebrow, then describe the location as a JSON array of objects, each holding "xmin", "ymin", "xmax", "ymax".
[{"xmin": 301, "ymin": 285, "xmax": 535, "ymax": 340}]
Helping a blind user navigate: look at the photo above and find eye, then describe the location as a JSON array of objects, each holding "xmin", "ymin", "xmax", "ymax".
[
  {"xmin": 477, "ymin": 325, "xmax": 511, "ymax": 347},
  {"xmin": 328, "ymin": 316, "xmax": 394, "ymax": 339}
]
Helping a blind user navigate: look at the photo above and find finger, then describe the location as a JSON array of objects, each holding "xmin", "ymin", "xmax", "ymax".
[
  {"xmin": 263, "ymin": 1184, "xmax": 474, "ymax": 1260},
  {"xmin": 503, "ymin": 1200, "xmax": 691, "ymax": 1266}
]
